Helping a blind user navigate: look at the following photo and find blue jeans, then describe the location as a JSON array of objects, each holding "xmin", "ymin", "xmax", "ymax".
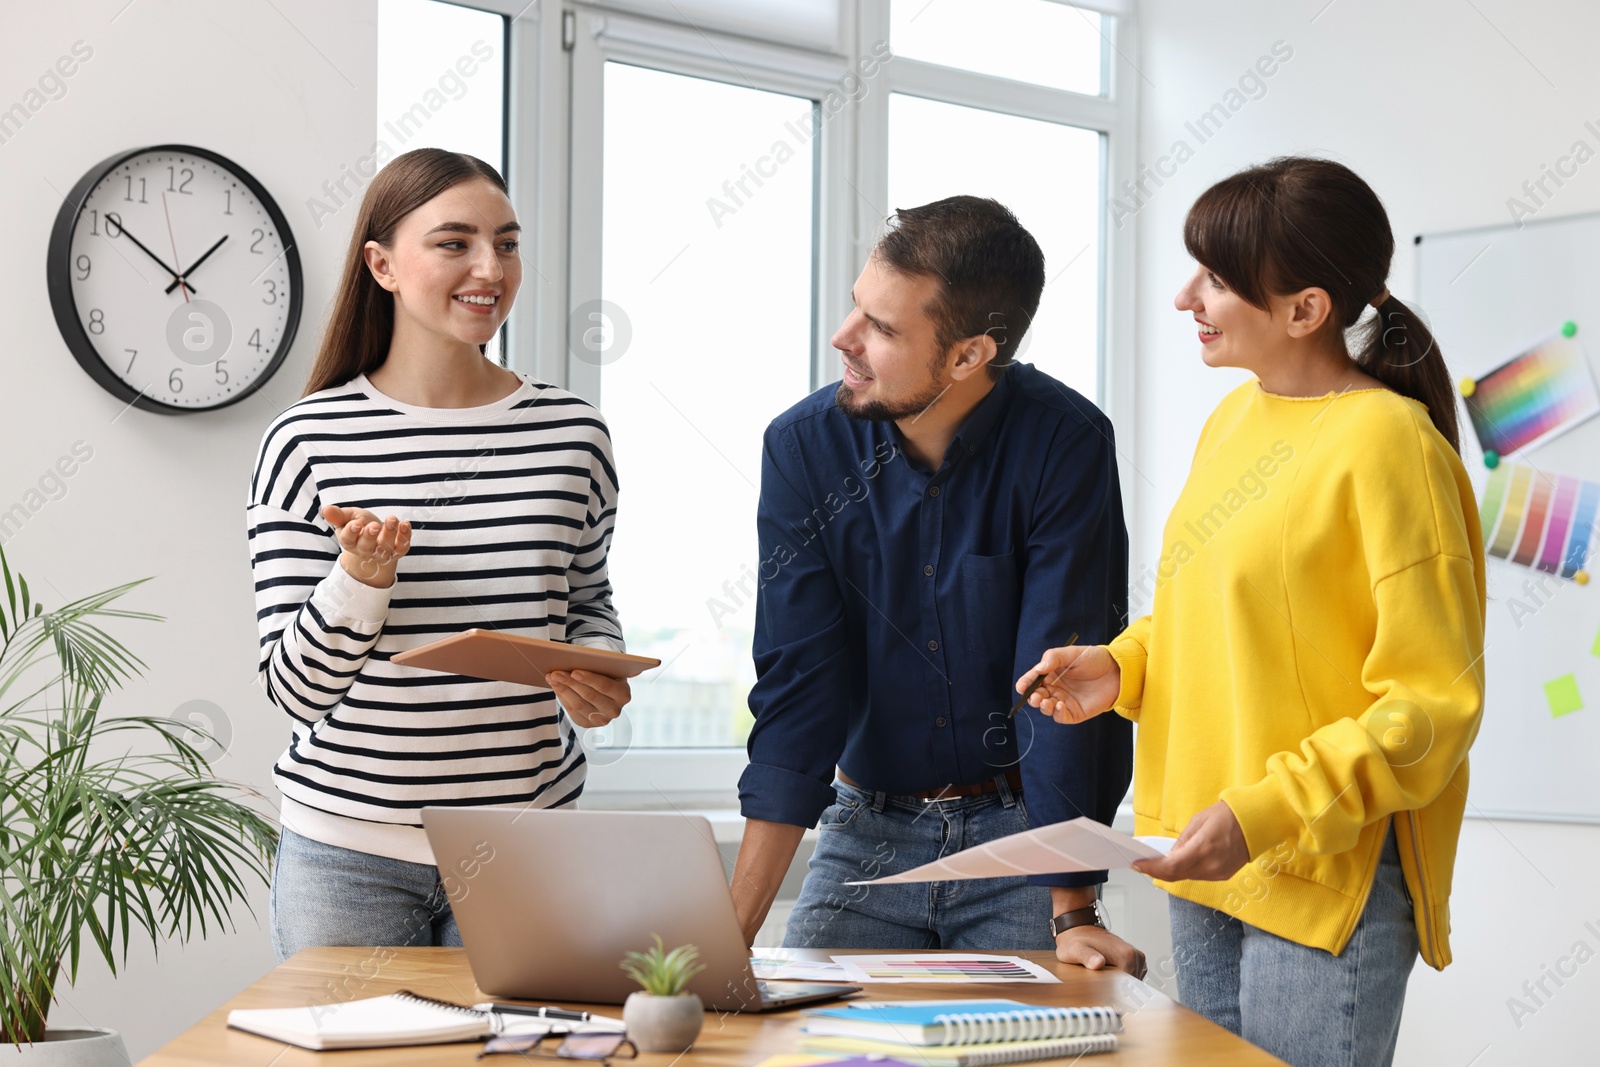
[
  {"xmin": 783, "ymin": 777, "xmax": 1055, "ymax": 951},
  {"xmin": 270, "ymin": 827, "xmax": 464, "ymax": 962},
  {"xmin": 1167, "ymin": 822, "xmax": 1418, "ymax": 1067}
]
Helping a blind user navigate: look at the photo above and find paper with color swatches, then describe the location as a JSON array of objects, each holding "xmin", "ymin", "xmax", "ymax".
[
  {"xmin": 1478, "ymin": 461, "xmax": 1598, "ymax": 579},
  {"xmin": 829, "ymin": 955, "xmax": 1061, "ymax": 984},
  {"xmin": 845, "ymin": 817, "xmax": 1174, "ymax": 886},
  {"xmin": 1463, "ymin": 331, "xmax": 1600, "ymax": 456}
]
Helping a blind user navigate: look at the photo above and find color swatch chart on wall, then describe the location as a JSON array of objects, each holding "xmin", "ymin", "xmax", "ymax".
[
  {"xmin": 1479, "ymin": 460, "xmax": 1598, "ymax": 580},
  {"xmin": 1461, "ymin": 327, "xmax": 1600, "ymax": 458}
]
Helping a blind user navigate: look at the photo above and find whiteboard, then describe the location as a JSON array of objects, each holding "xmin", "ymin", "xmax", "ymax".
[{"xmin": 1417, "ymin": 211, "xmax": 1600, "ymax": 824}]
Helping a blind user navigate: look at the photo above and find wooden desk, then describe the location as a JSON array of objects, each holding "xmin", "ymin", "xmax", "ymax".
[{"xmin": 137, "ymin": 947, "xmax": 1285, "ymax": 1065}]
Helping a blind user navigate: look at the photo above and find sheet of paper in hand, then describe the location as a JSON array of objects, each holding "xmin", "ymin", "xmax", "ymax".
[{"xmin": 845, "ymin": 816, "xmax": 1177, "ymax": 885}]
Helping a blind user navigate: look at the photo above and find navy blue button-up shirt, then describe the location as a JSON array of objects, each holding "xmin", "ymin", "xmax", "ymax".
[{"xmin": 738, "ymin": 362, "xmax": 1134, "ymax": 888}]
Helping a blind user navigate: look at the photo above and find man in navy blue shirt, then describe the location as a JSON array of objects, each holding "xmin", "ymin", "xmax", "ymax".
[{"xmin": 730, "ymin": 197, "xmax": 1141, "ymax": 976}]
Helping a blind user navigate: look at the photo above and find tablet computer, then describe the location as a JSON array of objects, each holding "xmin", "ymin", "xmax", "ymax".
[{"xmin": 391, "ymin": 629, "xmax": 660, "ymax": 687}]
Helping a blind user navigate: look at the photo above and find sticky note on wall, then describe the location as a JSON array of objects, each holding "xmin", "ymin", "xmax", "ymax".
[{"xmin": 1545, "ymin": 674, "xmax": 1583, "ymax": 717}]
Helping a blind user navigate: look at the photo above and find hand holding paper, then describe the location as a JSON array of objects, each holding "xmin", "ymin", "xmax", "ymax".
[
  {"xmin": 845, "ymin": 817, "xmax": 1176, "ymax": 885},
  {"xmin": 1127, "ymin": 800, "xmax": 1251, "ymax": 883}
]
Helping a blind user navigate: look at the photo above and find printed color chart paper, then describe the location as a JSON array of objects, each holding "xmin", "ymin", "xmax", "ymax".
[
  {"xmin": 1479, "ymin": 461, "xmax": 1599, "ymax": 578},
  {"xmin": 830, "ymin": 955, "xmax": 1061, "ymax": 984},
  {"xmin": 1464, "ymin": 332, "xmax": 1600, "ymax": 456}
]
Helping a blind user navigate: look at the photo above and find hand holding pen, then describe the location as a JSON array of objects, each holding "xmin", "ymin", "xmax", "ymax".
[{"xmin": 1013, "ymin": 635, "xmax": 1123, "ymax": 725}]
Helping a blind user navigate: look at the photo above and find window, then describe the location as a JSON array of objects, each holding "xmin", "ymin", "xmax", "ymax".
[
  {"xmin": 881, "ymin": 0, "xmax": 1122, "ymax": 402},
  {"xmin": 888, "ymin": 94, "xmax": 1102, "ymax": 396},
  {"xmin": 376, "ymin": 0, "xmax": 508, "ymax": 363},
  {"xmin": 592, "ymin": 63, "xmax": 816, "ymax": 750},
  {"xmin": 412, "ymin": 1, "xmax": 1135, "ymax": 801},
  {"xmin": 889, "ymin": 0, "xmax": 1107, "ymax": 96}
]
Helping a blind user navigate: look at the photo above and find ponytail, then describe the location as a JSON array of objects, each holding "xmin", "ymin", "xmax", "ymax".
[{"xmin": 1357, "ymin": 294, "xmax": 1461, "ymax": 455}]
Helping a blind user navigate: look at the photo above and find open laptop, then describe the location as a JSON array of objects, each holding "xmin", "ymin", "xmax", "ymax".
[{"xmin": 421, "ymin": 807, "xmax": 859, "ymax": 1012}]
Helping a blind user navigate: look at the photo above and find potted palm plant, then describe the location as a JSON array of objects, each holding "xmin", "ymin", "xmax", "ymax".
[
  {"xmin": 0, "ymin": 545, "xmax": 277, "ymax": 1062},
  {"xmin": 618, "ymin": 935, "xmax": 706, "ymax": 1053}
]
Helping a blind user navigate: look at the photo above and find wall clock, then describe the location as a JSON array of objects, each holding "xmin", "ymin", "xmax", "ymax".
[{"xmin": 47, "ymin": 144, "xmax": 302, "ymax": 414}]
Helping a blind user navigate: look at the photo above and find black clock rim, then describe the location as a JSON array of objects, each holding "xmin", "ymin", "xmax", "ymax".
[{"xmin": 46, "ymin": 143, "xmax": 304, "ymax": 416}]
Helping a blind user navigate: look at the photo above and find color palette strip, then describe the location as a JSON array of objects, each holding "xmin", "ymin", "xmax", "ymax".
[
  {"xmin": 1463, "ymin": 332, "xmax": 1600, "ymax": 456},
  {"xmin": 1480, "ymin": 461, "xmax": 1597, "ymax": 580}
]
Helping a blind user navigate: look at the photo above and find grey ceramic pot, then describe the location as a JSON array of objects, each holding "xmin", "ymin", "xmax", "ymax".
[
  {"xmin": 2, "ymin": 1028, "xmax": 128, "ymax": 1066},
  {"xmin": 622, "ymin": 992, "xmax": 704, "ymax": 1053}
]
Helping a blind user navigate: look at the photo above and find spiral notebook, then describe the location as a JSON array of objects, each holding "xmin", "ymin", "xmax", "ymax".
[
  {"xmin": 803, "ymin": 999, "xmax": 1122, "ymax": 1046},
  {"xmin": 227, "ymin": 990, "xmax": 495, "ymax": 1050},
  {"xmin": 799, "ymin": 1033, "xmax": 1119, "ymax": 1064}
]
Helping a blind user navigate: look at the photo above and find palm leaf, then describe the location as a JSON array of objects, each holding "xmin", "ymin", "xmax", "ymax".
[{"xmin": 0, "ymin": 545, "xmax": 273, "ymax": 1041}]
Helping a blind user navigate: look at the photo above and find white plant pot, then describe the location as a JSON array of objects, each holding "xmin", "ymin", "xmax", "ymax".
[
  {"xmin": 622, "ymin": 992, "xmax": 703, "ymax": 1053},
  {"xmin": 2, "ymin": 1029, "xmax": 128, "ymax": 1067}
]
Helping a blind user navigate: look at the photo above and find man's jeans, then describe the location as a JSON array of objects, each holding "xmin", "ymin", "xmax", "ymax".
[
  {"xmin": 270, "ymin": 827, "xmax": 464, "ymax": 962},
  {"xmin": 1167, "ymin": 821, "xmax": 1419, "ymax": 1067},
  {"xmin": 783, "ymin": 776, "xmax": 1056, "ymax": 951}
]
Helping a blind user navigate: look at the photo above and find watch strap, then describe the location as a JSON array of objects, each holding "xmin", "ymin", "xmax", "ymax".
[{"xmin": 1049, "ymin": 902, "xmax": 1105, "ymax": 938}]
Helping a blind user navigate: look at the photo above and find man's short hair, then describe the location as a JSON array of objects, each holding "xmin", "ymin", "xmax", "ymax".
[{"xmin": 873, "ymin": 196, "xmax": 1045, "ymax": 379}]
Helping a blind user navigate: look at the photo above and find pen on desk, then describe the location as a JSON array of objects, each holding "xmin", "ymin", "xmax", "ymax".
[
  {"xmin": 1008, "ymin": 632, "xmax": 1078, "ymax": 718},
  {"xmin": 473, "ymin": 1003, "xmax": 592, "ymax": 1021}
]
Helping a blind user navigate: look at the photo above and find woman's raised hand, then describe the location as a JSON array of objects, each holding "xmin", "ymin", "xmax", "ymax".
[
  {"xmin": 322, "ymin": 504, "xmax": 412, "ymax": 589},
  {"xmin": 1015, "ymin": 643, "xmax": 1122, "ymax": 725}
]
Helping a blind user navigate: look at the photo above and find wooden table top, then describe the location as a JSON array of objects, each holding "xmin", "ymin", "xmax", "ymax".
[{"xmin": 137, "ymin": 947, "xmax": 1285, "ymax": 1065}]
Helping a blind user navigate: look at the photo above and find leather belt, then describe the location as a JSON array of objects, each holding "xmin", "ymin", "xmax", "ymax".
[{"xmin": 838, "ymin": 766, "xmax": 1023, "ymax": 802}]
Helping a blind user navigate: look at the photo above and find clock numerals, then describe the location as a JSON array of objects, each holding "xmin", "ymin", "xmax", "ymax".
[
  {"xmin": 125, "ymin": 349, "xmax": 137, "ymax": 374},
  {"xmin": 166, "ymin": 166, "xmax": 194, "ymax": 195},
  {"xmin": 215, "ymin": 359, "xmax": 230, "ymax": 386},
  {"xmin": 88, "ymin": 210, "xmax": 123, "ymax": 238},
  {"xmin": 169, "ymin": 367, "xmax": 183, "ymax": 393},
  {"xmin": 87, "ymin": 308, "xmax": 105, "ymax": 335},
  {"xmin": 248, "ymin": 329, "xmax": 262, "ymax": 352},
  {"xmin": 223, "ymin": 189, "xmax": 233, "ymax": 216},
  {"xmin": 75, "ymin": 255, "xmax": 90, "ymax": 281},
  {"xmin": 262, "ymin": 279, "xmax": 278, "ymax": 306},
  {"xmin": 250, "ymin": 228, "xmax": 265, "ymax": 254},
  {"xmin": 123, "ymin": 175, "xmax": 147, "ymax": 204}
]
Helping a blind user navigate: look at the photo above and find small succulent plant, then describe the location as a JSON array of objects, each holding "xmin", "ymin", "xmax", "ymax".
[{"xmin": 619, "ymin": 934, "xmax": 706, "ymax": 997}]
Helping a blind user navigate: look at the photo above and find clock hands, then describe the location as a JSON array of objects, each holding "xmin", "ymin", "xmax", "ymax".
[
  {"xmin": 160, "ymin": 191, "xmax": 192, "ymax": 302},
  {"xmin": 164, "ymin": 234, "xmax": 228, "ymax": 295},
  {"xmin": 109, "ymin": 222, "xmax": 198, "ymax": 296}
]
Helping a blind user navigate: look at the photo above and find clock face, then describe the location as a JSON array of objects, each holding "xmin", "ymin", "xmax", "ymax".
[{"xmin": 48, "ymin": 145, "xmax": 302, "ymax": 413}]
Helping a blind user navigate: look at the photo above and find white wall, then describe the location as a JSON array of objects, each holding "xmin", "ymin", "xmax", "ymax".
[
  {"xmin": 1, "ymin": 0, "xmax": 376, "ymax": 1058},
  {"xmin": 1133, "ymin": 2, "xmax": 1600, "ymax": 1063}
]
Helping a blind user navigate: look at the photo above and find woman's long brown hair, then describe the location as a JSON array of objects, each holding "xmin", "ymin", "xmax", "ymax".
[
  {"xmin": 1183, "ymin": 157, "xmax": 1460, "ymax": 453},
  {"xmin": 302, "ymin": 148, "xmax": 508, "ymax": 396}
]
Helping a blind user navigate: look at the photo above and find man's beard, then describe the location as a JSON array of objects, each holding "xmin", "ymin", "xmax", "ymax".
[{"xmin": 834, "ymin": 364, "xmax": 950, "ymax": 422}]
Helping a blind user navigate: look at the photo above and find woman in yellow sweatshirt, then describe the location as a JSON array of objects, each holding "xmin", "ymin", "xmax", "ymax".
[{"xmin": 1018, "ymin": 157, "xmax": 1485, "ymax": 1067}]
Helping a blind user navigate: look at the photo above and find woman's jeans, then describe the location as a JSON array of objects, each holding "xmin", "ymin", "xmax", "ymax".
[
  {"xmin": 270, "ymin": 827, "xmax": 463, "ymax": 963},
  {"xmin": 1167, "ymin": 822, "xmax": 1419, "ymax": 1067}
]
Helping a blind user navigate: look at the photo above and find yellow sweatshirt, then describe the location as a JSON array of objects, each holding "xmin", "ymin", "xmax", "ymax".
[{"xmin": 1109, "ymin": 380, "xmax": 1485, "ymax": 968}]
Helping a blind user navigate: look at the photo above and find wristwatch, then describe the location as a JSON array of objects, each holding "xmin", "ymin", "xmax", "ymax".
[{"xmin": 1049, "ymin": 902, "xmax": 1106, "ymax": 938}]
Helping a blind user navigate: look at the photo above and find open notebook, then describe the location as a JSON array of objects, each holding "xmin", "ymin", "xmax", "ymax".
[{"xmin": 227, "ymin": 990, "xmax": 621, "ymax": 1050}]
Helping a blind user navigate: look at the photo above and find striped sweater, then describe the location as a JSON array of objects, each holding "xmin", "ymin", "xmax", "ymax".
[{"xmin": 247, "ymin": 372, "xmax": 623, "ymax": 864}]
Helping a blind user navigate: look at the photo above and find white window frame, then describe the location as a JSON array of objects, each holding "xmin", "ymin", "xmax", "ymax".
[{"xmin": 423, "ymin": 0, "xmax": 1139, "ymax": 807}]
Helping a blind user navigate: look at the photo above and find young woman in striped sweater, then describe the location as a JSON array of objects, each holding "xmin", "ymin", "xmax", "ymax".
[{"xmin": 249, "ymin": 148, "xmax": 631, "ymax": 959}]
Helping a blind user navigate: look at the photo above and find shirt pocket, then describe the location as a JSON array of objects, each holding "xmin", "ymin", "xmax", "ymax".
[{"xmin": 962, "ymin": 551, "xmax": 1020, "ymax": 663}]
